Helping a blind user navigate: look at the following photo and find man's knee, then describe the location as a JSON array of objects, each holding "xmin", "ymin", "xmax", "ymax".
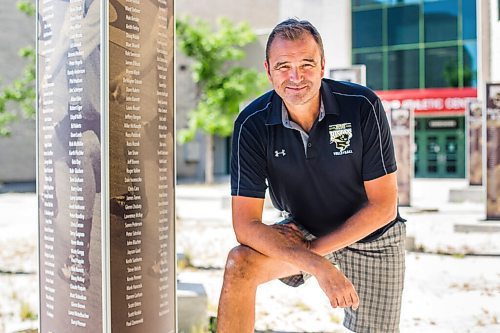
[{"xmin": 223, "ymin": 245, "xmax": 260, "ymax": 282}]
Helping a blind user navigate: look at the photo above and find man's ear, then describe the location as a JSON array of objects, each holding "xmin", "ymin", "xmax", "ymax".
[
  {"xmin": 321, "ymin": 58, "xmax": 325, "ymax": 77},
  {"xmin": 264, "ymin": 60, "xmax": 272, "ymax": 82}
]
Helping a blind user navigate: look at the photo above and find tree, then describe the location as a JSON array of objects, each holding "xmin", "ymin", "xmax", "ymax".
[
  {"xmin": 0, "ymin": 0, "xmax": 36, "ymax": 136},
  {"xmin": 176, "ymin": 17, "xmax": 268, "ymax": 183}
]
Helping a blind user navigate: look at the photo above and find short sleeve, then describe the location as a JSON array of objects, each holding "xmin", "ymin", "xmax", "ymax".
[
  {"xmin": 361, "ymin": 98, "xmax": 397, "ymax": 180},
  {"xmin": 230, "ymin": 120, "xmax": 268, "ymax": 198}
]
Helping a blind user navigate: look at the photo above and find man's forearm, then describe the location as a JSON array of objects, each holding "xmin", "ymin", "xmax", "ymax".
[
  {"xmin": 230, "ymin": 196, "xmax": 360, "ymax": 310},
  {"xmin": 234, "ymin": 220, "xmax": 331, "ymax": 276},
  {"xmin": 311, "ymin": 200, "xmax": 397, "ymax": 256},
  {"xmin": 311, "ymin": 172, "xmax": 399, "ymax": 256}
]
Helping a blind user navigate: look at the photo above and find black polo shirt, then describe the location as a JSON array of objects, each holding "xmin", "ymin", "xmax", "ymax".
[{"xmin": 230, "ymin": 78, "xmax": 397, "ymax": 239}]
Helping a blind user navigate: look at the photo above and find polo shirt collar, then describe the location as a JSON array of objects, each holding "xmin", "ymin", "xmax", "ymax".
[
  {"xmin": 265, "ymin": 79, "xmax": 341, "ymax": 125},
  {"xmin": 265, "ymin": 92, "xmax": 283, "ymax": 125},
  {"xmin": 281, "ymin": 99, "xmax": 325, "ymax": 129},
  {"xmin": 320, "ymin": 79, "xmax": 341, "ymax": 116}
]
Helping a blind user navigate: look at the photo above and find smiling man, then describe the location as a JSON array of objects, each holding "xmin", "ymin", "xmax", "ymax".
[{"xmin": 216, "ymin": 19, "xmax": 406, "ymax": 333}]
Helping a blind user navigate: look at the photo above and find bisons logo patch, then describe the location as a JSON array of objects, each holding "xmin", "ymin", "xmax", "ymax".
[{"xmin": 329, "ymin": 123, "xmax": 353, "ymax": 156}]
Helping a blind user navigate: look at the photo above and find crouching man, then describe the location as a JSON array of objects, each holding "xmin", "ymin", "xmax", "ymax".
[{"xmin": 217, "ymin": 18, "xmax": 406, "ymax": 333}]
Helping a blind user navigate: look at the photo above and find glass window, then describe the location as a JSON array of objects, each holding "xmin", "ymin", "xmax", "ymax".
[
  {"xmin": 394, "ymin": 0, "xmax": 421, "ymax": 3},
  {"xmin": 462, "ymin": 0, "xmax": 477, "ymax": 40},
  {"xmin": 353, "ymin": 0, "xmax": 420, "ymax": 5},
  {"xmin": 388, "ymin": 5, "xmax": 420, "ymax": 45},
  {"xmin": 354, "ymin": 52, "xmax": 383, "ymax": 90},
  {"xmin": 388, "ymin": 49, "xmax": 420, "ymax": 89},
  {"xmin": 352, "ymin": 9, "xmax": 383, "ymax": 48},
  {"xmin": 352, "ymin": 0, "xmax": 389, "ymax": 7},
  {"xmin": 463, "ymin": 41, "xmax": 477, "ymax": 87},
  {"xmin": 424, "ymin": 0, "xmax": 458, "ymax": 42},
  {"xmin": 425, "ymin": 46, "xmax": 459, "ymax": 87}
]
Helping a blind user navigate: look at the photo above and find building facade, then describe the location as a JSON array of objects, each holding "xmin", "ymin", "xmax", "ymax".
[
  {"xmin": 351, "ymin": 0, "xmax": 478, "ymax": 178},
  {"xmin": 175, "ymin": 0, "xmax": 500, "ymax": 181}
]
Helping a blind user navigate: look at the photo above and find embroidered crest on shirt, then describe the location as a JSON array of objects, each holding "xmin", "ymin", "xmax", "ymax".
[{"xmin": 329, "ymin": 123, "xmax": 353, "ymax": 155}]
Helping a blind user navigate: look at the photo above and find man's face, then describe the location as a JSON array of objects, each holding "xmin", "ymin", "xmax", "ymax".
[{"xmin": 265, "ymin": 34, "xmax": 325, "ymax": 107}]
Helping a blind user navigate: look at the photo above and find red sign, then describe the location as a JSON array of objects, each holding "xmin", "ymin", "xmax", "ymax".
[{"xmin": 376, "ymin": 88, "xmax": 477, "ymax": 115}]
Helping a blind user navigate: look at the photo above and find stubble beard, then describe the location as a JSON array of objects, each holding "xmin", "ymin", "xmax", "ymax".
[{"xmin": 280, "ymin": 80, "xmax": 315, "ymax": 106}]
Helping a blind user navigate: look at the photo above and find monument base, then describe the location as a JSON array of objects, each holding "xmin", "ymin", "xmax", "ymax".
[
  {"xmin": 454, "ymin": 221, "xmax": 500, "ymax": 233},
  {"xmin": 177, "ymin": 282, "xmax": 208, "ymax": 333},
  {"xmin": 449, "ymin": 187, "xmax": 483, "ymax": 203}
]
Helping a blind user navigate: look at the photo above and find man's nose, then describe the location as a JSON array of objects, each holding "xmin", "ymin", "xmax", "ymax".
[{"xmin": 288, "ymin": 67, "xmax": 303, "ymax": 82}]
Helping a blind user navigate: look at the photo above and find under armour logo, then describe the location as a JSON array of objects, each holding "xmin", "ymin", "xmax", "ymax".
[{"xmin": 274, "ymin": 149, "xmax": 286, "ymax": 157}]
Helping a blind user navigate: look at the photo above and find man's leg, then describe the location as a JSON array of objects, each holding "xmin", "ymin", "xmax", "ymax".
[
  {"xmin": 339, "ymin": 221, "xmax": 406, "ymax": 333},
  {"xmin": 217, "ymin": 245, "xmax": 302, "ymax": 333}
]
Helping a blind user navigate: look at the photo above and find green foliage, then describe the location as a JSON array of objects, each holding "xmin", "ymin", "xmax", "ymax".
[
  {"xmin": 17, "ymin": 0, "xmax": 36, "ymax": 16},
  {"xmin": 208, "ymin": 316, "xmax": 217, "ymax": 333},
  {"xmin": 176, "ymin": 17, "xmax": 268, "ymax": 143},
  {"xmin": 444, "ymin": 61, "xmax": 473, "ymax": 88},
  {"xmin": 0, "ymin": 0, "xmax": 36, "ymax": 136},
  {"xmin": 19, "ymin": 301, "xmax": 37, "ymax": 321}
]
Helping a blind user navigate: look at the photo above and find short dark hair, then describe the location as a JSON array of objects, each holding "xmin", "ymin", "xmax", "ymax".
[{"xmin": 266, "ymin": 18, "xmax": 324, "ymax": 64}]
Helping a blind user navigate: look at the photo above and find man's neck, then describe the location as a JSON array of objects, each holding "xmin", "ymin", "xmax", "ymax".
[{"xmin": 285, "ymin": 93, "xmax": 321, "ymax": 133}]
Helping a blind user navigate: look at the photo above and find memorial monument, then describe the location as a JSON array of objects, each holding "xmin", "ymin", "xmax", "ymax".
[
  {"xmin": 37, "ymin": 0, "xmax": 175, "ymax": 331},
  {"xmin": 467, "ymin": 100, "xmax": 483, "ymax": 186},
  {"xmin": 389, "ymin": 108, "xmax": 413, "ymax": 207},
  {"xmin": 486, "ymin": 83, "xmax": 500, "ymax": 220}
]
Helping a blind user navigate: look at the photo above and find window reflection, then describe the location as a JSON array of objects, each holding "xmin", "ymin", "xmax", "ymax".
[
  {"xmin": 388, "ymin": 5, "xmax": 419, "ymax": 45},
  {"xmin": 351, "ymin": 0, "xmax": 477, "ymax": 89},
  {"xmin": 463, "ymin": 41, "xmax": 477, "ymax": 87},
  {"xmin": 352, "ymin": 0, "xmax": 390, "ymax": 6},
  {"xmin": 388, "ymin": 49, "xmax": 419, "ymax": 89},
  {"xmin": 352, "ymin": 9, "xmax": 382, "ymax": 48},
  {"xmin": 425, "ymin": 46, "xmax": 458, "ymax": 87},
  {"xmin": 354, "ymin": 52, "xmax": 383, "ymax": 90},
  {"xmin": 462, "ymin": 0, "xmax": 477, "ymax": 39},
  {"xmin": 424, "ymin": 0, "xmax": 458, "ymax": 43},
  {"xmin": 352, "ymin": 0, "xmax": 420, "ymax": 6}
]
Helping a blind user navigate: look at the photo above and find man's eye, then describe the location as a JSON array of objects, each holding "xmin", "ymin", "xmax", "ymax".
[{"xmin": 277, "ymin": 66, "xmax": 289, "ymax": 71}]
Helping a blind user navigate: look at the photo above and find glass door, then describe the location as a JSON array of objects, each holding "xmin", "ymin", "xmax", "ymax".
[{"xmin": 414, "ymin": 127, "xmax": 465, "ymax": 178}]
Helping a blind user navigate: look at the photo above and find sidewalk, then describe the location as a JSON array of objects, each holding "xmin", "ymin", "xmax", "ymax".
[{"xmin": 0, "ymin": 179, "xmax": 499, "ymax": 332}]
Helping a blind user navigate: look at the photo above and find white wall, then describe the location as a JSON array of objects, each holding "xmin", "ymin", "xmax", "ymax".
[
  {"xmin": 0, "ymin": 0, "xmax": 36, "ymax": 183},
  {"xmin": 279, "ymin": 0, "xmax": 351, "ymax": 73}
]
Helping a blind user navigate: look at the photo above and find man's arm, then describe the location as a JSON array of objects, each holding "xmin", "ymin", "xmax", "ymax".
[
  {"xmin": 311, "ymin": 172, "xmax": 398, "ymax": 256},
  {"xmin": 232, "ymin": 196, "xmax": 359, "ymax": 309}
]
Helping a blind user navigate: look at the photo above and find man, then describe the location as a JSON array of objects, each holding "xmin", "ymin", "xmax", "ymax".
[{"xmin": 217, "ymin": 19, "xmax": 406, "ymax": 333}]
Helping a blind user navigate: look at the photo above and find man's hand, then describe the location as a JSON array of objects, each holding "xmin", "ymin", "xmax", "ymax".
[
  {"xmin": 270, "ymin": 223, "xmax": 311, "ymax": 250},
  {"xmin": 315, "ymin": 263, "xmax": 359, "ymax": 310},
  {"xmin": 232, "ymin": 196, "xmax": 359, "ymax": 310},
  {"xmin": 271, "ymin": 223, "xmax": 358, "ymax": 310}
]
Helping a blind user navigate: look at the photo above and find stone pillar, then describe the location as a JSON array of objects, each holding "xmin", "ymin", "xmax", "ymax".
[
  {"xmin": 389, "ymin": 108, "xmax": 413, "ymax": 207},
  {"xmin": 466, "ymin": 100, "xmax": 483, "ymax": 186},
  {"xmin": 485, "ymin": 83, "xmax": 500, "ymax": 220},
  {"xmin": 37, "ymin": 0, "xmax": 176, "ymax": 332}
]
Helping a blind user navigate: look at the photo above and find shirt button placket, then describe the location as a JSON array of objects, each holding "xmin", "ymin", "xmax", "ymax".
[{"xmin": 306, "ymin": 142, "xmax": 313, "ymax": 159}]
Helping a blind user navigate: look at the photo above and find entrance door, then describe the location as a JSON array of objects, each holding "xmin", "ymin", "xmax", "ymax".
[{"xmin": 414, "ymin": 117, "xmax": 465, "ymax": 178}]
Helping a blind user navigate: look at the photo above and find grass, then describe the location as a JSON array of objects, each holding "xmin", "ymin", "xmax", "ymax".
[{"xmin": 19, "ymin": 302, "xmax": 37, "ymax": 321}]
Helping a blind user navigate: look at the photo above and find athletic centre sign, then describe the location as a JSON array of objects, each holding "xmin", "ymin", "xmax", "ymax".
[{"xmin": 376, "ymin": 88, "xmax": 477, "ymax": 116}]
